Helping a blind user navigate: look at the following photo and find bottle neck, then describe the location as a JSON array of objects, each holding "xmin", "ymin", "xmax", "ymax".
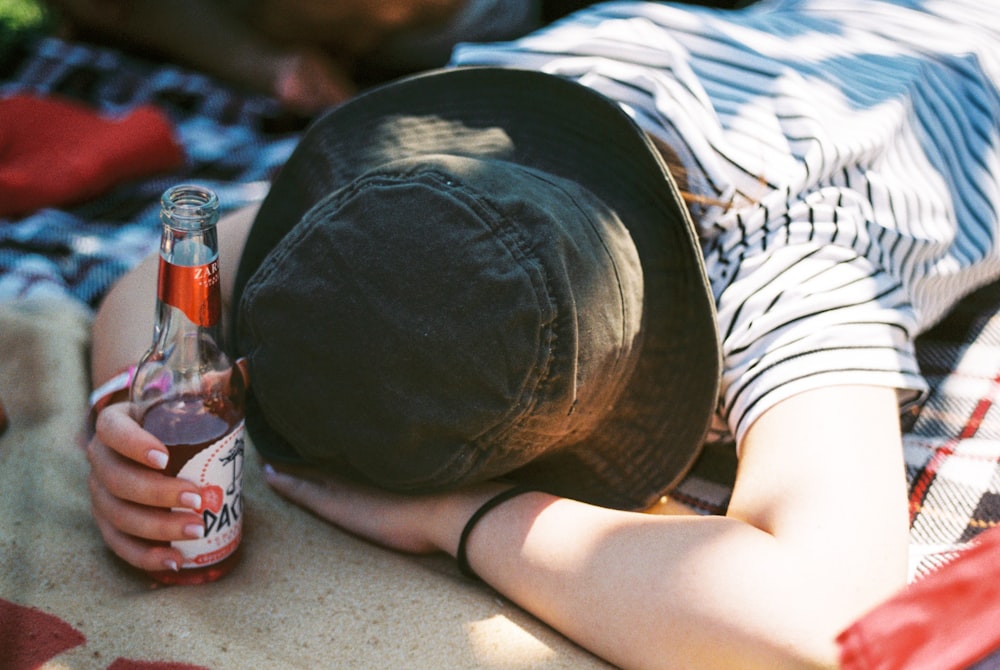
[
  {"xmin": 153, "ymin": 251, "xmax": 224, "ymax": 348},
  {"xmin": 151, "ymin": 184, "xmax": 224, "ymax": 355}
]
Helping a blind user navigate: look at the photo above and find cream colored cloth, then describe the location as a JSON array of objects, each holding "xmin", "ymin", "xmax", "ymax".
[{"xmin": 0, "ymin": 298, "xmax": 610, "ymax": 669}]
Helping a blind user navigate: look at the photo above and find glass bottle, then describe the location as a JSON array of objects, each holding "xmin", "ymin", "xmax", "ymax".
[{"xmin": 131, "ymin": 184, "xmax": 247, "ymax": 585}]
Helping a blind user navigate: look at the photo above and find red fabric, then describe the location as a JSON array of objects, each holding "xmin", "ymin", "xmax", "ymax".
[
  {"xmin": 0, "ymin": 94, "xmax": 183, "ymax": 218},
  {"xmin": 838, "ymin": 524, "xmax": 1000, "ymax": 670},
  {"xmin": 0, "ymin": 599, "xmax": 86, "ymax": 670}
]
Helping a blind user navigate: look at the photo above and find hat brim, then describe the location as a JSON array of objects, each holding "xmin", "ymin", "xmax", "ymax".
[{"xmin": 234, "ymin": 67, "xmax": 720, "ymax": 510}]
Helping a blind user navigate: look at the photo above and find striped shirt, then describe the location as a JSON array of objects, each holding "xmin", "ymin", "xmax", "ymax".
[{"xmin": 451, "ymin": 0, "xmax": 1000, "ymax": 447}]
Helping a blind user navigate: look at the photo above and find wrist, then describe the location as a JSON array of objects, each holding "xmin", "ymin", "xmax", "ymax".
[
  {"xmin": 456, "ymin": 485, "xmax": 540, "ymax": 579},
  {"xmin": 426, "ymin": 484, "xmax": 506, "ymax": 558}
]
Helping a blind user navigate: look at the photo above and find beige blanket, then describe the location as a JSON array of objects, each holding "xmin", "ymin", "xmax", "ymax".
[{"xmin": 0, "ymin": 298, "xmax": 611, "ymax": 670}]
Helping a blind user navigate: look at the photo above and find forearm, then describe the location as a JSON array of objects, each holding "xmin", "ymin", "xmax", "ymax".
[
  {"xmin": 452, "ymin": 493, "xmax": 839, "ymax": 670},
  {"xmin": 448, "ymin": 387, "xmax": 910, "ymax": 670},
  {"xmin": 261, "ymin": 367, "xmax": 909, "ymax": 669}
]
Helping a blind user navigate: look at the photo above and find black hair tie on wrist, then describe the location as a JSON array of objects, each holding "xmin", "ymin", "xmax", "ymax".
[{"xmin": 457, "ymin": 486, "xmax": 537, "ymax": 580}]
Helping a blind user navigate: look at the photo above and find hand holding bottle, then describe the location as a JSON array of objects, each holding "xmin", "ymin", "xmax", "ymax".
[
  {"xmin": 86, "ymin": 402, "xmax": 206, "ymax": 574},
  {"xmin": 87, "ymin": 184, "xmax": 247, "ymax": 585}
]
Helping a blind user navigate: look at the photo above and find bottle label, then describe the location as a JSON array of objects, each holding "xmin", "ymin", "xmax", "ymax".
[
  {"xmin": 158, "ymin": 257, "xmax": 221, "ymax": 327},
  {"xmin": 172, "ymin": 421, "xmax": 246, "ymax": 568}
]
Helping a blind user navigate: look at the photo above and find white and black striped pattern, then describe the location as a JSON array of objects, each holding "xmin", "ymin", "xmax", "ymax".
[{"xmin": 453, "ymin": 0, "xmax": 1000, "ymax": 446}]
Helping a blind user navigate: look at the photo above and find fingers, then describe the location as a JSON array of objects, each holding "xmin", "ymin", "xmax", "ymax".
[
  {"xmin": 87, "ymin": 412, "xmax": 201, "ymax": 510},
  {"xmin": 91, "ymin": 510, "xmax": 187, "ymax": 574},
  {"xmin": 93, "ymin": 402, "xmax": 168, "ymax": 469},
  {"xmin": 89, "ymin": 473, "xmax": 203, "ymax": 541},
  {"xmin": 262, "ymin": 465, "xmax": 443, "ymax": 554},
  {"xmin": 87, "ymin": 448, "xmax": 204, "ymax": 571},
  {"xmin": 87, "ymin": 402, "xmax": 205, "ymax": 571},
  {"xmin": 87, "ymin": 440, "xmax": 203, "ymax": 513},
  {"xmin": 262, "ymin": 465, "xmax": 360, "ymax": 523}
]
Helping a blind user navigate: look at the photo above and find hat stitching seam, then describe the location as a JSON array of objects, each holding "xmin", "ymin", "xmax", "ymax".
[
  {"xmin": 527, "ymin": 170, "xmax": 636, "ymax": 431},
  {"xmin": 414, "ymin": 168, "xmax": 564, "ymax": 473}
]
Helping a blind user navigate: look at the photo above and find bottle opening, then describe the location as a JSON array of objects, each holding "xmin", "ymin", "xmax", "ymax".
[{"xmin": 162, "ymin": 184, "xmax": 220, "ymax": 230}]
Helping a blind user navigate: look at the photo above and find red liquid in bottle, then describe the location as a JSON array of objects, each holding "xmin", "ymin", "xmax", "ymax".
[{"xmin": 141, "ymin": 394, "xmax": 245, "ymax": 585}]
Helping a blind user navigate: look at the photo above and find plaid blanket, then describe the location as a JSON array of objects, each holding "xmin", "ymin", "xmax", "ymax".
[
  {"xmin": 2, "ymin": 36, "xmax": 999, "ymax": 586},
  {"xmin": 0, "ymin": 37, "xmax": 302, "ymax": 306},
  {"xmin": 903, "ymin": 281, "xmax": 1000, "ymax": 579},
  {"xmin": 676, "ymin": 279, "xmax": 1000, "ymax": 582}
]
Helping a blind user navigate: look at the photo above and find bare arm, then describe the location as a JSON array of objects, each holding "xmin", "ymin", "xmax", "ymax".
[
  {"xmin": 266, "ymin": 384, "xmax": 910, "ymax": 669},
  {"xmin": 471, "ymin": 385, "xmax": 908, "ymax": 668}
]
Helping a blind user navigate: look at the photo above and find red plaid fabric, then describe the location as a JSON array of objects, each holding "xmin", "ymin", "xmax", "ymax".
[{"xmin": 903, "ymin": 280, "xmax": 1000, "ymax": 580}]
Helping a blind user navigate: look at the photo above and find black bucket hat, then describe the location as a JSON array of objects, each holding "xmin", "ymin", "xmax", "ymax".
[{"xmin": 233, "ymin": 67, "xmax": 720, "ymax": 510}]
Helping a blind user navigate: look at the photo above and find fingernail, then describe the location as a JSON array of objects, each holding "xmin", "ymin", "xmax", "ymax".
[
  {"xmin": 262, "ymin": 463, "xmax": 276, "ymax": 479},
  {"xmin": 146, "ymin": 449, "xmax": 168, "ymax": 470},
  {"xmin": 183, "ymin": 524, "xmax": 205, "ymax": 539},
  {"xmin": 163, "ymin": 559, "xmax": 179, "ymax": 572},
  {"xmin": 179, "ymin": 492, "xmax": 202, "ymax": 510}
]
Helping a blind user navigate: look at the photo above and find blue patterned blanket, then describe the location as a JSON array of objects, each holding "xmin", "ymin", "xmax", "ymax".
[{"xmin": 0, "ymin": 37, "xmax": 301, "ymax": 305}]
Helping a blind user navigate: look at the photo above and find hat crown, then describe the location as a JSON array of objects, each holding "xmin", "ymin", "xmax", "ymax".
[
  {"xmin": 235, "ymin": 67, "xmax": 720, "ymax": 509},
  {"xmin": 239, "ymin": 154, "xmax": 644, "ymax": 488}
]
